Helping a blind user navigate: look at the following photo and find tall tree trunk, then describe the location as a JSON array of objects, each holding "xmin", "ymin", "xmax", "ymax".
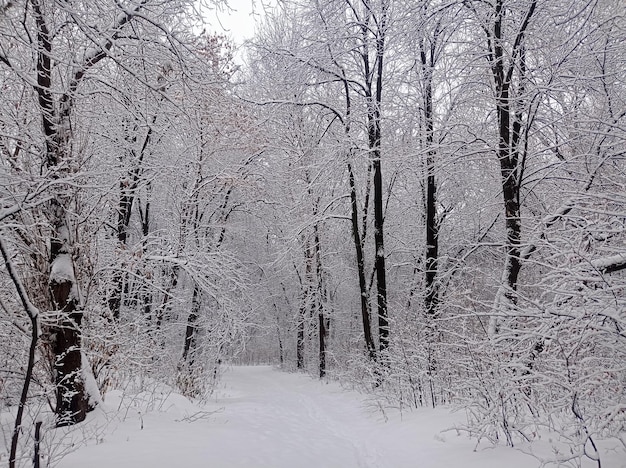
[
  {"xmin": 347, "ymin": 161, "xmax": 376, "ymax": 360},
  {"xmin": 369, "ymin": 0, "xmax": 389, "ymax": 353},
  {"xmin": 30, "ymin": 0, "xmax": 91, "ymax": 423},
  {"xmin": 139, "ymin": 188, "xmax": 153, "ymax": 317},
  {"xmin": 318, "ymin": 304, "xmax": 327, "ymax": 378},
  {"xmin": 29, "ymin": 0, "xmax": 146, "ymax": 425},
  {"xmin": 273, "ymin": 302, "xmax": 285, "ymax": 365},
  {"xmin": 420, "ymin": 31, "xmax": 440, "ymax": 319},
  {"xmin": 340, "ymin": 59, "xmax": 376, "ymax": 361},
  {"xmin": 313, "ymin": 223, "xmax": 328, "ymax": 378},
  {"xmin": 489, "ymin": 0, "xmax": 536, "ymax": 323},
  {"xmin": 418, "ymin": 18, "xmax": 443, "ymax": 405}
]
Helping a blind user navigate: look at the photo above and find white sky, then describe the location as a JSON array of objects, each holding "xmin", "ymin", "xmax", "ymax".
[{"xmin": 206, "ymin": 0, "xmax": 263, "ymax": 46}]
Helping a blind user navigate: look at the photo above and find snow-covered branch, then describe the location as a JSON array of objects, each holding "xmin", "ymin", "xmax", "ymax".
[
  {"xmin": 592, "ymin": 253, "xmax": 626, "ymax": 274},
  {"xmin": 0, "ymin": 235, "xmax": 39, "ymax": 320}
]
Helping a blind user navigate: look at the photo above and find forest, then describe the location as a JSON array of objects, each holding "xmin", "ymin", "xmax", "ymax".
[{"xmin": 0, "ymin": 0, "xmax": 624, "ymax": 466}]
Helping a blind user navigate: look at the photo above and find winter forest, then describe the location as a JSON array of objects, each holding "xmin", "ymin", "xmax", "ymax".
[{"xmin": 0, "ymin": 0, "xmax": 624, "ymax": 466}]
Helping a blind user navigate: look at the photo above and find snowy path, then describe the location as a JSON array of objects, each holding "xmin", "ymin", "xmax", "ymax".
[{"xmin": 57, "ymin": 366, "xmax": 548, "ymax": 467}]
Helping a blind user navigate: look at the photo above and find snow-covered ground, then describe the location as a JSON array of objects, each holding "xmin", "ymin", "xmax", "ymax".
[{"xmin": 47, "ymin": 366, "xmax": 623, "ymax": 467}]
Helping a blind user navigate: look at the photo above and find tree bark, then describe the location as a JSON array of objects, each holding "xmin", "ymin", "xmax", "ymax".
[
  {"xmin": 347, "ymin": 162, "xmax": 376, "ymax": 360},
  {"xmin": 296, "ymin": 241, "xmax": 314, "ymax": 370},
  {"xmin": 182, "ymin": 285, "xmax": 201, "ymax": 364},
  {"xmin": 30, "ymin": 0, "xmax": 91, "ymax": 421},
  {"xmin": 420, "ymin": 31, "xmax": 440, "ymax": 318},
  {"xmin": 369, "ymin": 0, "xmax": 389, "ymax": 353},
  {"xmin": 28, "ymin": 0, "xmax": 148, "ymax": 425},
  {"xmin": 480, "ymin": 0, "xmax": 536, "ymax": 330},
  {"xmin": 313, "ymin": 223, "xmax": 328, "ymax": 378}
]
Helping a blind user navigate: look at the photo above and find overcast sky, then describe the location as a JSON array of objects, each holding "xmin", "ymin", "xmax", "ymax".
[{"xmin": 206, "ymin": 0, "xmax": 262, "ymax": 45}]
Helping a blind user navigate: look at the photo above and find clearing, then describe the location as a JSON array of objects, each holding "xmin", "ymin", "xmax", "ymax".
[{"xmin": 54, "ymin": 366, "xmax": 621, "ymax": 467}]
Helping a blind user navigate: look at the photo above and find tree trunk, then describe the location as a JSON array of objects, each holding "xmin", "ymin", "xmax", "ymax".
[
  {"xmin": 420, "ymin": 34, "xmax": 439, "ymax": 318},
  {"xmin": 26, "ymin": 0, "xmax": 155, "ymax": 427},
  {"xmin": 484, "ymin": 0, "xmax": 536, "ymax": 333},
  {"xmin": 318, "ymin": 305, "xmax": 327, "ymax": 378},
  {"xmin": 313, "ymin": 223, "xmax": 328, "ymax": 378},
  {"xmin": 49, "ymin": 202, "xmax": 90, "ymax": 426},
  {"xmin": 296, "ymin": 241, "xmax": 314, "ymax": 370},
  {"xmin": 182, "ymin": 284, "xmax": 201, "ymax": 364},
  {"xmin": 296, "ymin": 297, "xmax": 306, "ymax": 369},
  {"xmin": 156, "ymin": 266, "xmax": 179, "ymax": 331},
  {"xmin": 347, "ymin": 162, "xmax": 376, "ymax": 360},
  {"xmin": 370, "ymin": 0, "xmax": 389, "ymax": 353}
]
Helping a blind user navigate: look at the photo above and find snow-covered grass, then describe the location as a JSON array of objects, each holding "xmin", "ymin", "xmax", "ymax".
[{"xmin": 5, "ymin": 366, "xmax": 625, "ymax": 467}]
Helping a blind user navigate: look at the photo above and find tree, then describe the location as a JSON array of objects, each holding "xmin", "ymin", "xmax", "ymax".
[
  {"xmin": 249, "ymin": 0, "xmax": 396, "ymax": 366},
  {"xmin": 0, "ymin": 0, "xmax": 208, "ymax": 426}
]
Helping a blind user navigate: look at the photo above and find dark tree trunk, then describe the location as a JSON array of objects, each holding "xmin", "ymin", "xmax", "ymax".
[
  {"xmin": 313, "ymin": 223, "xmax": 328, "ymax": 378},
  {"xmin": 372, "ymin": 154, "xmax": 388, "ymax": 353},
  {"xmin": 464, "ymin": 0, "xmax": 537, "ymax": 335},
  {"xmin": 340, "ymin": 55, "xmax": 376, "ymax": 361},
  {"xmin": 318, "ymin": 306, "xmax": 327, "ymax": 378},
  {"xmin": 182, "ymin": 285, "xmax": 201, "ymax": 364},
  {"xmin": 49, "ymin": 212, "xmax": 90, "ymax": 426},
  {"xmin": 489, "ymin": 0, "xmax": 536, "ymax": 303},
  {"xmin": 296, "ymin": 298, "xmax": 306, "ymax": 369},
  {"xmin": 347, "ymin": 162, "xmax": 376, "ymax": 360},
  {"xmin": 26, "ymin": 0, "xmax": 153, "ymax": 428},
  {"xmin": 273, "ymin": 303, "xmax": 285, "ymax": 365},
  {"xmin": 30, "ymin": 0, "xmax": 92, "ymax": 420},
  {"xmin": 369, "ymin": 0, "xmax": 389, "ymax": 353},
  {"xmin": 139, "ymin": 189, "xmax": 153, "ymax": 317},
  {"xmin": 33, "ymin": 421, "xmax": 42, "ymax": 468},
  {"xmin": 296, "ymin": 242, "xmax": 313, "ymax": 370},
  {"xmin": 156, "ymin": 266, "xmax": 179, "ymax": 331},
  {"xmin": 420, "ymin": 33, "xmax": 440, "ymax": 318}
]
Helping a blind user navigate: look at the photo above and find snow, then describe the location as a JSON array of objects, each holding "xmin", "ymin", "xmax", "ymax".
[
  {"xmin": 81, "ymin": 351, "xmax": 102, "ymax": 409},
  {"xmin": 49, "ymin": 253, "xmax": 75, "ymax": 284},
  {"xmin": 592, "ymin": 252, "xmax": 626, "ymax": 271},
  {"xmin": 54, "ymin": 366, "xmax": 624, "ymax": 468}
]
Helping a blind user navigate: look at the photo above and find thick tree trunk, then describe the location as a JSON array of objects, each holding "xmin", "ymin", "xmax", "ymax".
[
  {"xmin": 372, "ymin": 155, "xmax": 388, "ymax": 353},
  {"xmin": 27, "ymin": 0, "xmax": 150, "ymax": 427},
  {"xmin": 418, "ymin": 27, "xmax": 442, "ymax": 405},
  {"xmin": 49, "ymin": 203, "xmax": 90, "ymax": 426}
]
